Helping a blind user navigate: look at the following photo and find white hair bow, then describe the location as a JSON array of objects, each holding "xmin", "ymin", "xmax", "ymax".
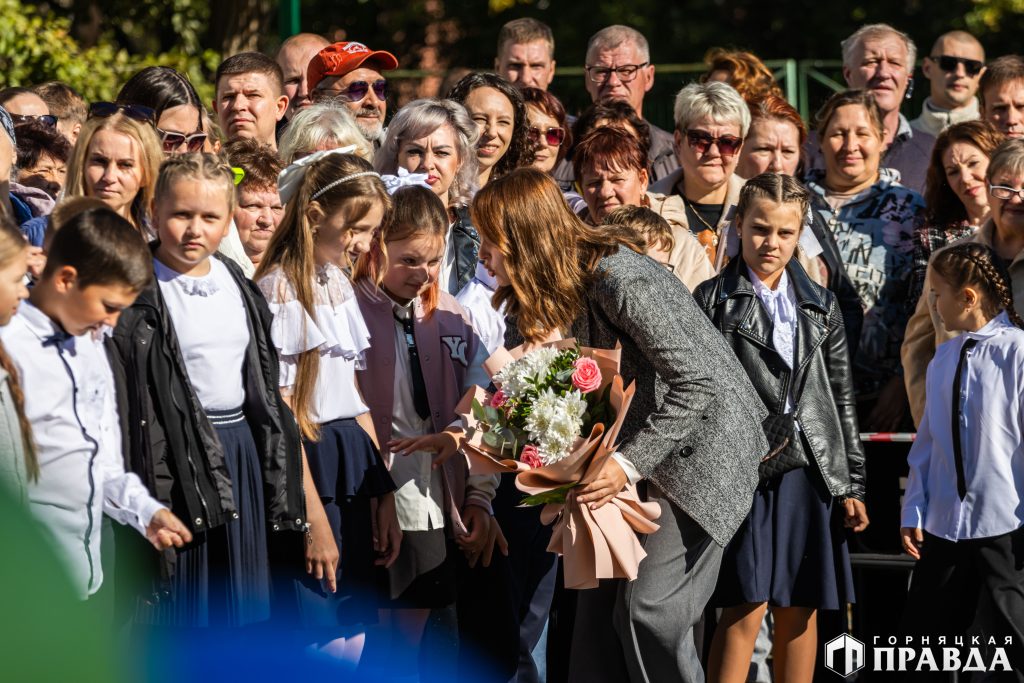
[
  {"xmin": 380, "ymin": 167, "xmax": 432, "ymax": 195},
  {"xmin": 277, "ymin": 145, "xmax": 358, "ymax": 203}
]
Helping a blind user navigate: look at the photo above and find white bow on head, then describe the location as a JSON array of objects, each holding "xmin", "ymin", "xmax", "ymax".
[
  {"xmin": 381, "ymin": 167, "xmax": 432, "ymax": 195},
  {"xmin": 277, "ymin": 145, "xmax": 358, "ymax": 203}
]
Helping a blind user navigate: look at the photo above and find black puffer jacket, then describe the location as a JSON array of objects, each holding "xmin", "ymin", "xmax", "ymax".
[
  {"xmin": 693, "ymin": 257, "xmax": 866, "ymax": 500},
  {"xmin": 110, "ymin": 253, "xmax": 306, "ymax": 536}
]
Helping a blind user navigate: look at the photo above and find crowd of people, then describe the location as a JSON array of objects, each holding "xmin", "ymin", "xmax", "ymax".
[{"xmin": 0, "ymin": 15, "xmax": 1022, "ymax": 683}]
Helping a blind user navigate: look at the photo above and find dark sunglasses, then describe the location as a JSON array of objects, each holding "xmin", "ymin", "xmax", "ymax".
[
  {"xmin": 315, "ymin": 79, "xmax": 387, "ymax": 103},
  {"xmin": 933, "ymin": 55, "xmax": 984, "ymax": 77},
  {"xmin": 528, "ymin": 126, "xmax": 566, "ymax": 147},
  {"xmin": 88, "ymin": 102, "xmax": 156, "ymax": 124},
  {"xmin": 11, "ymin": 113, "xmax": 58, "ymax": 128},
  {"xmin": 156, "ymin": 127, "xmax": 208, "ymax": 153},
  {"xmin": 684, "ymin": 129, "xmax": 743, "ymax": 157}
]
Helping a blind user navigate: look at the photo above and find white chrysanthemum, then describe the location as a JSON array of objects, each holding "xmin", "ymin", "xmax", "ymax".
[
  {"xmin": 494, "ymin": 347, "xmax": 561, "ymax": 399},
  {"xmin": 525, "ymin": 388, "xmax": 586, "ymax": 464}
]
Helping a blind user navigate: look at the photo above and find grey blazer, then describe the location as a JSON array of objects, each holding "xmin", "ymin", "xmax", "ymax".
[{"xmin": 507, "ymin": 248, "xmax": 769, "ymax": 546}]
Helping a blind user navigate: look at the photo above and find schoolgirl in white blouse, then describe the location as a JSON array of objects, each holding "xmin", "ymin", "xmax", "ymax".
[
  {"xmin": 256, "ymin": 149, "xmax": 400, "ymax": 662},
  {"xmin": 900, "ymin": 242, "xmax": 1024, "ymax": 671}
]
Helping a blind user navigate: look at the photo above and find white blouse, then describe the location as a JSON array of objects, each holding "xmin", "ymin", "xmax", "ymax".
[
  {"xmin": 155, "ymin": 258, "xmax": 250, "ymax": 411},
  {"xmin": 749, "ymin": 265, "xmax": 798, "ymax": 415},
  {"xmin": 257, "ymin": 262, "xmax": 371, "ymax": 423}
]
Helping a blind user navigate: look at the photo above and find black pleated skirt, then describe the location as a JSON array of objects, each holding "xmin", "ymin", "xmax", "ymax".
[
  {"xmin": 713, "ymin": 462, "xmax": 856, "ymax": 610},
  {"xmin": 140, "ymin": 407, "xmax": 271, "ymax": 627},
  {"xmin": 287, "ymin": 418, "xmax": 395, "ymax": 633}
]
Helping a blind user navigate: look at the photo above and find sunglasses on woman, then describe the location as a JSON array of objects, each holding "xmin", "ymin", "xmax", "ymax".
[
  {"xmin": 314, "ymin": 79, "xmax": 388, "ymax": 103},
  {"xmin": 932, "ymin": 55, "xmax": 984, "ymax": 77},
  {"xmin": 528, "ymin": 126, "xmax": 566, "ymax": 147},
  {"xmin": 156, "ymin": 127, "xmax": 208, "ymax": 153},
  {"xmin": 11, "ymin": 113, "xmax": 58, "ymax": 128},
  {"xmin": 684, "ymin": 129, "xmax": 744, "ymax": 158},
  {"xmin": 88, "ymin": 102, "xmax": 156, "ymax": 125}
]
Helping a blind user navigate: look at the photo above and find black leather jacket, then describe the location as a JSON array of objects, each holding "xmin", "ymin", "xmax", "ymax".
[
  {"xmin": 109, "ymin": 253, "xmax": 306, "ymax": 536},
  {"xmin": 451, "ymin": 206, "xmax": 481, "ymax": 294},
  {"xmin": 693, "ymin": 258, "xmax": 866, "ymax": 500}
]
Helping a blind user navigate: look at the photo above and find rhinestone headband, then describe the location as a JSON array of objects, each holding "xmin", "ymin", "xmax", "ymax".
[{"xmin": 310, "ymin": 171, "xmax": 382, "ymax": 200}]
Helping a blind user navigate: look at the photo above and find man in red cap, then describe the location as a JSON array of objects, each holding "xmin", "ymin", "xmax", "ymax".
[{"xmin": 308, "ymin": 42, "xmax": 398, "ymax": 144}]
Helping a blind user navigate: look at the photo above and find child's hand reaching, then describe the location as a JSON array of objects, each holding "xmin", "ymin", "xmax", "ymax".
[
  {"xmin": 843, "ymin": 497, "xmax": 870, "ymax": 532},
  {"xmin": 388, "ymin": 428, "xmax": 462, "ymax": 468},
  {"xmin": 456, "ymin": 506, "xmax": 492, "ymax": 567},
  {"xmin": 901, "ymin": 526, "xmax": 924, "ymax": 560}
]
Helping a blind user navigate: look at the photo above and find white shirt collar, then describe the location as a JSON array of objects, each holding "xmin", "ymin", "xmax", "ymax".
[
  {"xmin": 18, "ymin": 300, "xmax": 63, "ymax": 342},
  {"xmin": 965, "ymin": 310, "xmax": 1013, "ymax": 341},
  {"xmin": 748, "ymin": 265, "xmax": 792, "ymax": 301},
  {"xmin": 474, "ymin": 261, "xmax": 497, "ymax": 291}
]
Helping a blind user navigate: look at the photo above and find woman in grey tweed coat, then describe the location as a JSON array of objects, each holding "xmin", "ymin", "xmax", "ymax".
[{"xmin": 471, "ymin": 168, "xmax": 770, "ymax": 683}]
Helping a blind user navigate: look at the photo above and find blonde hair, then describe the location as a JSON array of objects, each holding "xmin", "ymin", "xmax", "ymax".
[
  {"xmin": 278, "ymin": 103, "xmax": 374, "ymax": 164},
  {"xmin": 64, "ymin": 113, "xmax": 163, "ymax": 232},
  {"xmin": 256, "ymin": 154, "xmax": 391, "ymax": 441},
  {"xmin": 0, "ymin": 216, "xmax": 36, "ymax": 481},
  {"xmin": 154, "ymin": 152, "xmax": 237, "ymax": 215},
  {"xmin": 471, "ymin": 168, "xmax": 643, "ymax": 342}
]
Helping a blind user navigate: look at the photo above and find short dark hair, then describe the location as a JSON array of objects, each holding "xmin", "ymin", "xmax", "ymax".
[
  {"xmin": 980, "ymin": 55, "xmax": 1024, "ymax": 109},
  {"xmin": 497, "ymin": 18, "xmax": 555, "ymax": 58},
  {"xmin": 224, "ymin": 138, "xmax": 284, "ymax": 192},
  {"xmin": 14, "ymin": 119, "xmax": 72, "ymax": 169},
  {"xmin": 573, "ymin": 125, "xmax": 647, "ymax": 180},
  {"xmin": 0, "ymin": 87, "xmax": 37, "ymax": 109},
  {"xmin": 32, "ymin": 82, "xmax": 87, "ymax": 125},
  {"xmin": 215, "ymin": 52, "xmax": 284, "ymax": 96},
  {"xmin": 117, "ymin": 66, "xmax": 203, "ymax": 125},
  {"xmin": 573, "ymin": 100, "xmax": 651, "ymax": 160},
  {"xmin": 813, "ymin": 89, "xmax": 885, "ymax": 141},
  {"xmin": 43, "ymin": 207, "xmax": 153, "ymax": 291}
]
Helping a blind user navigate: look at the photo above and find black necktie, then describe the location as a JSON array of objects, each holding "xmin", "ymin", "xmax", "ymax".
[
  {"xmin": 396, "ymin": 313, "xmax": 431, "ymax": 421},
  {"xmin": 951, "ymin": 338, "xmax": 978, "ymax": 501}
]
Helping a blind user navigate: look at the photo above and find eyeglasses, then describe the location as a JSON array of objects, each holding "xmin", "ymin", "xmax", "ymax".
[
  {"xmin": 683, "ymin": 129, "xmax": 744, "ymax": 158},
  {"xmin": 88, "ymin": 102, "xmax": 156, "ymax": 125},
  {"xmin": 585, "ymin": 63, "xmax": 649, "ymax": 84},
  {"xmin": 932, "ymin": 55, "xmax": 984, "ymax": 77},
  {"xmin": 989, "ymin": 184, "xmax": 1024, "ymax": 201},
  {"xmin": 11, "ymin": 113, "xmax": 58, "ymax": 128},
  {"xmin": 314, "ymin": 79, "xmax": 388, "ymax": 103},
  {"xmin": 231, "ymin": 167, "xmax": 245, "ymax": 186},
  {"xmin": 156, "ymin": 127, "xmax": 208, "ymax": 153},
  {"xmin": 528, "ymin": 126, "xmax": 566, "ymax": 147}
]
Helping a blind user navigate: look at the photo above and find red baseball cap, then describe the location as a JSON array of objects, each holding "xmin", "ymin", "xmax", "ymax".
[{"xmin": 307, "ymin": 42, "xmax": 399, "ymax": 91}]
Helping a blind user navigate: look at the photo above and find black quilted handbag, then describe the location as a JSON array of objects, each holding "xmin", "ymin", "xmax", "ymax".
[{"xmin": 758, "ymin": 412, "xmax": 809, "ymax": 483}]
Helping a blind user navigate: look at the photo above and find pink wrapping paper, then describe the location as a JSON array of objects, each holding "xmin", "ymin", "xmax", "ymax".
[{"xmin": 456, "ymin": 339, "xmax": 662, "ymax": 589}]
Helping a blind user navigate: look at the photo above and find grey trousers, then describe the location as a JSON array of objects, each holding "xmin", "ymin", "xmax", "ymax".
[{"xmin": 568, "ymin": 485, "xmax": 725, "ymax": 683}]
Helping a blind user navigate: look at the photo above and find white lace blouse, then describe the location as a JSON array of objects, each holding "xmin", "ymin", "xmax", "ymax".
[{"xmin": 257, "ymin": 262, "xmax": 371, "ymax": 423}]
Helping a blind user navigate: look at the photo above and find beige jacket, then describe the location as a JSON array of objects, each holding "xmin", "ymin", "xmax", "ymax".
[
  {"xmin": 644, "ymin": 191, "xmax": 717, "ymax": 291},
  {"xmin": 901, "ymin": 219, "xmax": 1024, "ymax": 425}
]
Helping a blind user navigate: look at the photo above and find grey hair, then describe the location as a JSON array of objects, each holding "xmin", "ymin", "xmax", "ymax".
[
  {"xmin": 586, "ymin": 25, "xmax": 650, "ymax": 63},
  {"xmin": 673, "ymin": 81, "xmax": 751, "ymax": 136},
  {"xmin": 278, "ymin": 103, "xmax": 374, "ymax": 165},
  {"xmin": 841, "ymin": 23, "xmax": 917, "ymax": 70},
  {"xmin": 374, "ymin": 98, "xmax": 480, "ymax": 207},
  {"xmin": 986, "ymin": 138, "xmax": 1024, "ymax": 184}
]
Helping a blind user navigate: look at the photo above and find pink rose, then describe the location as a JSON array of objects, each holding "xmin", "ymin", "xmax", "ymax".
[
  {"xmin": 489, "ymin": 389, "xmax": 507, "ymax": 408},
  {"xmin": 520, "ymin": 444, "xmax": 543, "ymax": 469},
  {"xmin": 571, "ymin": 357, "xmax": 602, "ymax": 393}
]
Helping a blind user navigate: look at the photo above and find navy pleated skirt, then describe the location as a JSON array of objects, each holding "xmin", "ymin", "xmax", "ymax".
[
  {"xmin": 287, "ymin": 418, "xmax": 395, "ymax": 633},
  {"xmin": 713, "ymin": 461, "xmax": 855, "ymax": 611},
  {"xmin": 141, "ymin": 407, "xmax": 271, "ymax": 627}
]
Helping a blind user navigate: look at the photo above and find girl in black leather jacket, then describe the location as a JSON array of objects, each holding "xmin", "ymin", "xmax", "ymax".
[{"xmin": 694, "ymin": 173, "xmax": 869, "ymax": 683}]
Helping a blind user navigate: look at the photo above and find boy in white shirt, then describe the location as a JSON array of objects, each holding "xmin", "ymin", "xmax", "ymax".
[{"xmin": 1, "ymin": 206, "xmax": 191, "ymax": 600}]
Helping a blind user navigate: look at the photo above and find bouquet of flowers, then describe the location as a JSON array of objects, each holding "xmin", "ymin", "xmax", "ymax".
[{"xmin": 455, "ymin": 339, "xmax": 661, "ymax": 589}]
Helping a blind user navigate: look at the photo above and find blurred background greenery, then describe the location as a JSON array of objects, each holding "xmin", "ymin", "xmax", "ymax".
[{"xmin": 0, "ymin": 0, "xmax": 1020, "ymax": 130}]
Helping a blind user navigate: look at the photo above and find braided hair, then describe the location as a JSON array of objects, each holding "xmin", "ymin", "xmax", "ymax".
[{"xmin": 931, "ymin": 242, "xmax": 1024, "ymax": 329}]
